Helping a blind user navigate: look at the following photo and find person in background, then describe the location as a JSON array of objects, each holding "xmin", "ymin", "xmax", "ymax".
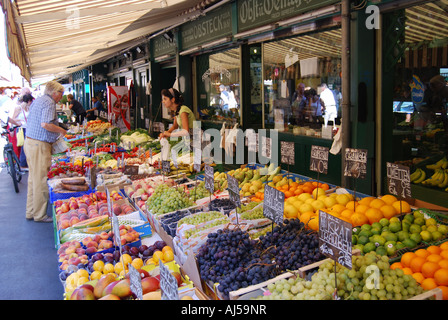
[
  {"xmin": 24, "ymin": 81, "xmax": 67, "ymax": 223},
  {"xmin": 67, "ymin": 94, "xmax": 87, "ymax": 124},
  {"xmin": 11, "ymin": 93, "xmax": 34, "ymax": 170},
  {"xmin": 291, "ymin": 83, "xmax": 306, "ymax": 124},
  {"xmin": 219, "ymin": 84, "xmax": 230, "ymax": 112},
  {"xmin": 319, "ymin": 83, "xmax": 338, "ymax": 128},
  {"xmin": 159, "ymin": 88, "xmax": 195, "ymax": 148},
  {"xmin": 87, "ymin": 96, "xmax": 104, "ymax": 121}
]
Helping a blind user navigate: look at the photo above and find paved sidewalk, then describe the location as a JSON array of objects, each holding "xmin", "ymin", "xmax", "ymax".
[{"xmin": 0, "ymin": 162, "xmax": 64, "ymax": 299}]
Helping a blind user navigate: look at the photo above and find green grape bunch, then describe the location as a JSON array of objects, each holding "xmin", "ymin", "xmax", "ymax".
[{"xmin": 146, "ymin": 184, "xmax": 194, "ymax": 215}]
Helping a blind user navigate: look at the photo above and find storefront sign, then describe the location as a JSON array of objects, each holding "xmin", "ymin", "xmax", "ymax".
[
  {"xmin": 410, "ymin": 74, "xmax": 425, "ymax": 105},
  {"xmin": 318, "ymin": 210, "xmax": 352, "ymax": 269},
  {"xmin": 180, "ymin": 3, "xmax": 232, "ymax": 49},
  {"xmin": 152, "ymin": 34, "xmax": 176, "ymax": 58},
  {"xmin": 237, "ymin": 0, "xmax": 339, "ymax": 32},
  {"xmin": 386, "ymin": 162, "xmax": 412, "ymax": 200}
]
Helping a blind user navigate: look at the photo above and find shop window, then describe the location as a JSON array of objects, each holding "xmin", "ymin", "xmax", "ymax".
[
  {"xmin": 197, "ymin": 47, "xmax": 241, "ymax": 124},
  {"xmin": 262, "ymin": 28, "xmax": 342, "ymax": 139},
  {"xmin": 390, "ymin": 3, "xmax": 448, "ymax": 168}
]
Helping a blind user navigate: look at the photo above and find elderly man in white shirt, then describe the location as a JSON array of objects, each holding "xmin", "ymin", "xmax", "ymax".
[{"xmin": 319, "ymin": 83, "xmax": 338, "ymax": 128}]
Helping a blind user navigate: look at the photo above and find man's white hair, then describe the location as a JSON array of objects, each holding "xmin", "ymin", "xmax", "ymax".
[{"xmin": 44, "ymin": 81, "xmax": 64, "ymax": 96}]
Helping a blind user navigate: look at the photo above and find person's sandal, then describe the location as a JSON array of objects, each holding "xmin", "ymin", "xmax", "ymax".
[{"xmin": 35, "ymin": 216, "xmax": 53, "ymax": 223}]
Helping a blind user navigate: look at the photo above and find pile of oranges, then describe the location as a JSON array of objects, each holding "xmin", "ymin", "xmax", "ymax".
[
  {"xmin": 391, "ymin": 242, "xmax": 448, "ymax": 300},
  {"xmin": 276, "ymin": 181, "xmax": 330, "ymax": 199},
  {"xmin": 324, "ymin": 194, "xmax": 411, "ymax": 228}
]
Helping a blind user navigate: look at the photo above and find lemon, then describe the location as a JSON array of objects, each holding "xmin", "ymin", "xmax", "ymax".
[
  {"xmin": 336, "ymin": 194, "xmax": 350, "ymax": 206},
  {"xmin": 77, "ymin": 269, "xmax": 90, "ymax": 279},
  {"xmin": 425, "ymin": 218, "xmax": 437, "ymax": 227},
  {"xmin": 103, "ymin": 263, "xmax": 115, "ymax": 274},
  {"xmin": 131, "ymin": 258, "xmax": 144, "ymax": 270},
  {"xmin": 77, "ymin": 276, "xmax": 89, "ymax": 287},
  {"xmin": 90, "ymin": 271, "xmax": 103, "ymax": 280},
  {"xmin": 93, "ymin": 260, "xmax": 105, "ymax": 272}
]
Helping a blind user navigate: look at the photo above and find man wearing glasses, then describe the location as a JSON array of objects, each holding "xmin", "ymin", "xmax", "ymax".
[{"xmin": 24, "ymin": 81, "xmax": 67, "ymax": 223}]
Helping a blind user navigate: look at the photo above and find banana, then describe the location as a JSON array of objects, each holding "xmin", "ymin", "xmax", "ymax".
[
  {"xmin": 426, "ymin": 157, "xmax": 447, "ymax": 170},
  {"xmin": 410, "ymin": 169, "xmax": 422, "ymax": 182},
  {"xmin": 414, "ymin": 170, "xmax": 426, "ymax": 184},
  {"xmin": 438, "ymin": 170, "xmax": 448, "ymax": 188},
  {"xmin": 423, "ymin": 169, "xmax": 445, "ymax": 186},
  {"xmin": 443, "ymin": 159, "xmax": 448, "ymax": 170}
]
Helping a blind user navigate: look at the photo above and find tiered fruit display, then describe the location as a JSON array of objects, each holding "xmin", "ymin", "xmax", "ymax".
[
  {"xmin": 196, "ymin": 219, "xmax": 324, "ymax": 299},
  {"xmin": 47, "ymin": 161, "xmax": 86, "ymax": 179},
  {"xmin": 146, "ymin": 184, "xmax": 194, "ymax": 215},
  {"xmin": 391, "ymin": 242, "xmax": 448, "ymax": 300},
  {"xmin": 251, "ymin": 252, "xmax": 425, "ymax": 300},
  {"xmin": 352, "ymin": 210, "xmax": 448, "ymax": 257}
]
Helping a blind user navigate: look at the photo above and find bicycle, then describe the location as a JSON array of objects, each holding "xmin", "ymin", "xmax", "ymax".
[{"xmin": 1, "ymin": 124, "xmax": 23, "ymax": 193}]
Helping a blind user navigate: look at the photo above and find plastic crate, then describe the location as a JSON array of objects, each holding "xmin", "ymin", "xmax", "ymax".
[{"xmin": 49, "ymin": 187, "xmax": 94, "ymax": 203}]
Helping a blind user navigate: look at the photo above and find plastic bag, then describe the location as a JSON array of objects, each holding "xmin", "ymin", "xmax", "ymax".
[{"xmin": 16, "ymin": 127, "xmax": 24, "ymax": 147}]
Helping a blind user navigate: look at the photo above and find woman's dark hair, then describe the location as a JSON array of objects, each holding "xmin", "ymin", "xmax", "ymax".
[
  {"xmin": 161, "ymin": 88, "xmax": 184, "ymax": 115},
  {"xmin": 22, "ymin": 94, "xmax": 35, "ymax": 103}
]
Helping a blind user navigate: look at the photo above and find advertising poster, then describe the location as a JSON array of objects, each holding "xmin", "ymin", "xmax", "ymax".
[{"xmin": 108, "ymin": 86, "xmax": 130, "ymax": 132}]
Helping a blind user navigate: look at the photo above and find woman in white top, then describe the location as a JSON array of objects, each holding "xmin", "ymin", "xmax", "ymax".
[{"xmin": 12, "ymin": 93, "xmax": 34, "ymax": 169}]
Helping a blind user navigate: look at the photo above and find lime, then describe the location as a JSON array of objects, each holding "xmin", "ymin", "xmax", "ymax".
[
  {"xmin": 397, "ymin": 231, "xmax": 409, "ymax": 242},
  {"xmin": 352, "ymin": 235, "xmax": 358, "ymax": 245},
  {"xmin": 357, "ymin": 235, "xmax": 369, "ymax": 245},
  {"xmin": 371, "ymin": 227, "xmax": 382, "ymax": 235},
  {"xmin": 413, "ymin": 210, "xmax": 425, "ymax": 220},
  {"xmin": 389, "ymin": 217, "xmax": 401, "ymax": 224},
  {"xmin": 381, "ymin": 226, "xmax": 390, "ymax": 233},
  {"xmin": 379, "ymin": 218, "xmax": 390, "ymax": 227},
  {"xmin": 414, "ymin": 217, "xmax": 425, "ymax": 226},
  {"xmin": 409, "ymin": 224, "xmax": 421, "ymax": 234},
  {"xmin": 359, "ymin": 229, "xmax": 373, "ymax": 238},
  {"xmin": 376, "ymin": 246, "xmax": 387, "ymax": 256},
  {"xmin": 385, "ymin": 240, "xmax": 397, "ymax": 247},
  {"xmin": 372, "ymin": 222, "xmax": 383, "ymax": 230},
  {"xmin": 403, "ymin": 214, "xmax": 414, "ymax": 223},
  {"xmin": 354, "ymin": 244, "xmax": 364, "ymax": 252},
  {"xmin": 426, "ymin": 218, "xmax": 437, "ymax": 227},
  {"xmin": 426, "ymin": 225, "xmax": 438, "ymax": 233},
  {"xmin": 361, "ymin": 224, "xmax": 372, "ymax": 231},
  {"xmin": 389, "ymin": 222, "xmax": 402, "ymax": 233},
  {"xmin": 431, "ymin": 231, "xmax": 443, "ymax": 241},
  {"xmin": 402, "ymin": 220, "xmax": 411, "ymax": 232},
  {"xmin": 396, "ymin": 242, "xmax": 406, "ymax": 250},
  {"xmin": 420, "ymin": 230, "xmax": 432, "ymax": 242},
  {"xmin": 370, "ymin": 235, "xmax": 386, "ymax": 246},
  {"xmin": 409, "ymin": 233, "xmax": 422, "ymax": 244},
  {"xmin": 384, "ymin": 232, "xmax": 398, "ymax": 242},
  {"xmin": 438, "ymin": 225, "xmax": 448, "ymax": 235},
  {"xmin": 386, "ymin": 243, "xmax": 396, "ymax": 256},
  {"xmin": 352, "ymin": 227, "xmax": 361, "ymax": 235},
  {"xmin": 403, "ymin": 238, "xmax": 417, "ymax": 249},
  {"xmin": 363, "ymin": 242, "xmax": 376, "ymax": 254}
]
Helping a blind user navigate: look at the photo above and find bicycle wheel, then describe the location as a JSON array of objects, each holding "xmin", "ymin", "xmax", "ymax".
[
  {"xmin": 7, "ymin": 150, "xmax": 19, "ymax": 193},
  {"xmin": 12, "ymin": 152, "xmax": 22, "ymax": 183}
]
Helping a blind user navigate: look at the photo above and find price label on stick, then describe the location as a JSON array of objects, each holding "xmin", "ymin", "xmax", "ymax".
[
  {"xmin": 204, "ymin": 164, "xmax": 214, "ymax": 194},
  {"xmin": 193, "ymin": 148, "xmax": 201, "ymax": 173},
  {"xmin": 226, "ymin": 173, "xmax": 241, "ymax": 208},
  {"xmin": 128, "ymin": 264, "xmax": 143, "ymax": 300},
  {"xmin": 263, "ymin": 185, "xmax": 285, "ymax": 225},
  {"xmin": 162, "ymin": 160, "xmax": 171, "ymax": 173},
  {"xmin": 159, "ymin": 259, "xmax": 179, "ymax": 300},
  {"xmin": 310, "ymin": 145, "xmax": 329, "ymax": 174},
  {"xmin": 171, "ymin": 149, "xmax": 178, "ymax": 169},
  {"xmin": 280, "ymin": 141, "xmax": 295, "ymax": 165},
  {"xmin": 318, "ymin": 210, "xmax": 352, "ymax": 269},
  {"xmin": 344, "ymin": 148, "xmax": 368, "ymax": 179},
  {"xmin": 386, "ymin": 162, "xmax": 412, "ymax": 200}
]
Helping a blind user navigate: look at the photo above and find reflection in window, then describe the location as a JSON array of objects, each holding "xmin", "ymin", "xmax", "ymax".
[
  {"xmin": 199, "ymin": 48, "xmax": 241, "ymax": 124},
  {"xmin": 263, "ymin": 29, "xmax": 342, "ymax": 139}
]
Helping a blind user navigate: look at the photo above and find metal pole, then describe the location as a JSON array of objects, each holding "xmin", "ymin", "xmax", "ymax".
[{"xmin": 341, "ymin": 0, "xmax": 351, "ymax": 188}]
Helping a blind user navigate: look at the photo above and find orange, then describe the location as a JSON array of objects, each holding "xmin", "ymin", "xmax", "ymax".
[
  {"xmin": 439, "ymin": 260, "xmax": 448, "ymax": 270},
  {"xmin": 392, "ymin": 200, "xmax": 411, "ymax": 214},
  {"xmin": 427, "ymin": 245, "xmax": 442, "ymax": 255},
  {"xmin": 365, "ymin": 208, "xmax": 384, "ymax": 224},
  {"xmin": 355, "ymin": 204, "xmax": 369, "ymax": 215},
  {"xmin": 290, "ymin": 181, "xmax": 299, "ymax": 189},
  {"xmin": 401, "ymin": 252, "xmax": 417, "ymax": 268},
  {"xmin": 380, "ymin": 194, "xmax": 398, "ymax": 205},
  {"xmin": 321, "ymin": 183, "xmax": 330, "ymax": 191},
  {"xmin": 402, "ymin": 267, "xmax": 413, "ymax": 275},
  {"xmin": 380, "ymin": 205, "xmax": 398, "ymax": 219},
  {"xmin": 440, "ymin": 242, "xmax": 448, "ymax": 251},
  {"xmin": 294, "ymin": 187, "xmax": 304, "ymax": 196},
  {"xmin": 330, "ymin": 204, "xmax": 347, "ymax": 214},
  {"xmin": 340, "ymin": 209, "xmax": 354, "ymax": 220},
  {"xmin": 434, "ymin": 269, "xmax": 448, "ymax": 286},
  {"xmin": 351, "ymin": 213, "xmax": 369, "ymax": 227},
  {"xmin": 440, "ymin": 250, "xmax": 448, "ymax": 260},
  {"xmin": 358, "ymin": 197, "xmax": 375, "ymax": 206},
  {"xmin": 390, "ymin": 262, "xmax": 403, "ymax": 270},
  {"xmin": 346, "ymin": 201, "xmax": 359, "ymax": 210},
  {"xmin": 414, "ymin": 249, "xmax": 430, "ymax": 259},
  {"xmin": 284, "ymin": 191, "xmax": 293, "ymax": 198},
  {"xmin": 299, "ymin": 211, "xmax": 314, "ymax": 224},
  {"xmin": 410, "ymin": 256, "xmax": 426, "ymax": 273},
  {"xmin": 427, "ymin": 254, "xmax": 443, "ymax": 264},
  {"xmin": 421, "ymin": 261, "xmax": 441, "ymax": 279},
  {"xmin": 438, "ymin": 286, "xmax": 448, "ymax": 300},
  {"xmin": 369, "ymin": 198, "xmax": 386, "ymax": 209},
  {"xmin": 307, "ymin": 216, "xmax": 319, "ymax": 231},
  {"xmin": 281, "ymin": 184, "xmax": 290, "ymax": 191},
  {"xmin": 412, "ymin": 272, "xmax": 425, "ymax": 284},
  {"xmin": 302, "ymin": 186, "xmax": 313, "ymax": 194},
  {"xmin": 421, "ymin": 278, "xmax": 438, "ymax": 291}
]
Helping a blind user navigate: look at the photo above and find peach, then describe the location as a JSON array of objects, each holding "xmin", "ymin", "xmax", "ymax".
[{"xmin": 87, "ymin": 241, "xmax": 98, "ymax": 248}]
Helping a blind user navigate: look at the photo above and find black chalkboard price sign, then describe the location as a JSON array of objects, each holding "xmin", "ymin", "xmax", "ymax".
[
  {"xmin": 280, "ymin": 141, "xmax": 295, "ymax": 165},
  {"xmin": 159, "ymin": 259, "xmax": 179, "ymax": 300},
  {"xmin": 318, "ymin": 210, "xmax": 352, "ymax": 269},
  {"xmin": 386, "ymin": 162, "xmax": 412, "ymax": 200},
  {"xmin": 263, "ymin": 185, "xmax": 285, "ymax": 225},
  {"xmin": 310, "ymin": 145, "xmax": 329, "ymax": 174},
  {"xmin": 162, "ymin": 160, "xmax": 171, "ymax": 173},
  {"xmin": 226, "ymin": 173, "xmax": 241, "ymax": 208},
  {"xmin": 344, "ymin": 148, "xmax": 368, "ymax": 179},
  {"xmin": 204, "ymin": 164, "xmax": 214, "ymax": 194}
]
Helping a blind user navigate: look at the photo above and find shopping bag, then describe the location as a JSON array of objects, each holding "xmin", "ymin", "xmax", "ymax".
[{"xmin": 16, "ymin": 128, "xmax": 25, "ymax": 147}]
